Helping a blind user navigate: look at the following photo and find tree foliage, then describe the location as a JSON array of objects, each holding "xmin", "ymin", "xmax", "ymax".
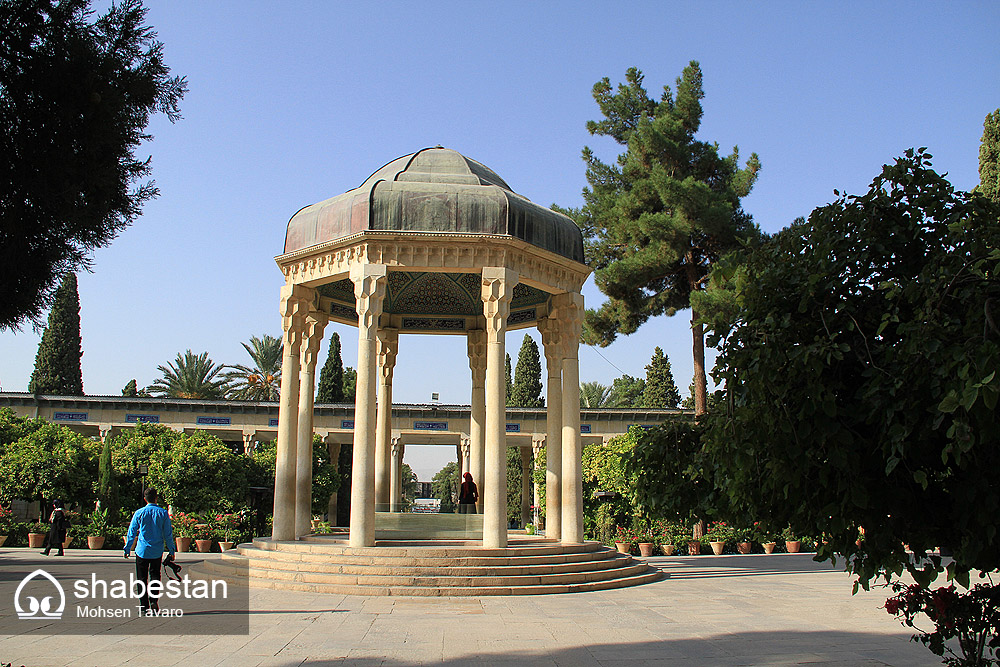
[
  {"xmin": 579, "ymin": 381, "xmax": 612, "ymax": 408},
  {"xmin": 149, "ymin": 350, "xmax": 229, "ymax": 399},
  {"xmin": 642, "ymin": 347, "xmax": 681, "ymax": 408},
  {"xmin": 0, "ymin": 0, "xmax": 186, "ymax": 331},
  {"xmin": 558, "ymin": 62, "xmax": 760, "ymax": 415},
  {"xmin": 400, "ymin": 463, "xmax": 418, "ymax": 512},
  {"xmin": 316, "ymin": 331, "xmax": 344, "ymax": 403},
  {"xmin": 705, "ymin": 149, "xmax": 1000, "ymax": 588},
  {"xmin": 431, "ymin": 461, "xmax": 459, "ymax": 513},
  {"xmin": 509, "ymin": 334, "xmax": 544, "ymax": 408},
  {"xmin": 609, "ymin": 374, "xmax": 645, "ymax": 408},
  {"xmin": 224, "ymin": 334, "xmax": 282, "ymax": 401},
  {"xmin": 504, "ymin": 353, "xmax": 513, "ymax": 406},
  {"xmin": 147, "ymin": 430, "xmax": 247, "ymax": 513},
  {"xmin": 121, "ymin": 379, "xmax": 138, "ymax": 396},
  {"xmin": 978, "ymin": 108, "xmax": 1000, "ymax": 203},
  {"xmin": 97, "ymin": 435, "xmax": 118, "ymax": 517},
  {"xmin": 27, "ymin": 273, "xmax": 83, "ymax": 395}
]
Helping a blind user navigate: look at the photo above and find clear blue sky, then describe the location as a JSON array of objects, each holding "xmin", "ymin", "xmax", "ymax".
[{"xmin": 1, "ymin": 1, "xmax": 997, "ymax": 478}]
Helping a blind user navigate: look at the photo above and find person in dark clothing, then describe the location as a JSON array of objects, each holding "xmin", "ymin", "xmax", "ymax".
[
  {"xmin": 458, "ymin": 472, "xmax": 478, "ymax": 514},
  {"xmin": 42, "ymin": 499, "xmax": 68, "ymax": 556},
  {"xmin": 124, "ymin": 488, "xmax": 175, "ymax": 614}
]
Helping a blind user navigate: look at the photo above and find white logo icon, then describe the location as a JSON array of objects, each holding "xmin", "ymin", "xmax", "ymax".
[{"xmin": 15, "ymin": 569, "xmax": 66, "ymax": 620}]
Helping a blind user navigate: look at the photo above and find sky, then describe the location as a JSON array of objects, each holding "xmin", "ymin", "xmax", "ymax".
[{"xmin": 1, "ymin": 1, "xmax": 997, "ymax": 480}]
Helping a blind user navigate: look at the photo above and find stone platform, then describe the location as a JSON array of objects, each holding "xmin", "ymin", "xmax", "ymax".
[{"xmin": 199, "ymin": 534, "xmax": 662, "ymax": 596}]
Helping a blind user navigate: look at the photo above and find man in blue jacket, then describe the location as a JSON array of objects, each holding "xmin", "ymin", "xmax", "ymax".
[{"xmin": 124, "ymin": 487, "xmax": 175, "ymax": 614}]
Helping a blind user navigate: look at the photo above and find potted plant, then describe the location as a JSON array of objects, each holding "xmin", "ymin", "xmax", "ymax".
[
  {"xmin": 215, "ymin": 513, "xmax": 240, "ymax": 550},
  {"xmin": 613, "ymin": 525, "xmax": 633, "ymax": 554},
  {"xmin": 754, "ymin": 526, "xmax": 778, "ymax": 554},
  {"xmin": 654, "ymin": 521, "xmax": 677, "ymax": 556},
  {"xmin": 27, "ymin": 520, "xmax": 47, "ymax": 548},
  {"xmin": 193, "ymin": 522, "xmax": 215, "ymax": 553},
  {"xmin": 733, "ymin": 525, "xmax": 754, "ymax": 554},
  {"xmin": 0, "ymin": 506, "xmax": 13, "ymax": 547},
  {"xmin": 87, "ymin": 508, "xmax": 110, "ymax": 550},
  {"xmin": 706, "ymin": 522, "xmax": 734, "ymax": 555},
  {"xmin": 172, "ymin": 512, "xmax": 196, "ymax": 552},
  {"xmin": 782, "ymin": 526, "xmax": 802, "ymax": 553}
]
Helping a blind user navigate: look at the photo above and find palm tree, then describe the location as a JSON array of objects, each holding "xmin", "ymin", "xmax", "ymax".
[
  {"xmin": 149, "ymin": 350, "xmax": 230, "ymax": 399},
  {"xmin": 579, "ymin": 381, "xmax": 613, "ymax": 408},
  {"xmin": 224, "ymin": 334, "xmax": 283, "ymax": 401}
]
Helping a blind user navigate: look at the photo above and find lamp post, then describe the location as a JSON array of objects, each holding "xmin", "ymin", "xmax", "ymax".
[{"xmin": 137, "ymin": 464, "xmax": 148, "ymax": 502}]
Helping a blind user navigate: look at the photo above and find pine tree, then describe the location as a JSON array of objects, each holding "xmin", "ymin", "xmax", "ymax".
[
  {"xmin": 28, "ymin": 273, "xmax": 84, "ymax": 395},
  {"xmin": 316, "ymin": 332, "xmax": 345, "ymax": 403},
  {"xmin": 504, "ymin": 353, "xmax": 514, "ymax": 407},
  {"xmin": 558, "ymin": 63, "xmax": 760, "ymax": 415},
  {"xmin": 342, "ymin": 367, "xmax": 357, "ymax": 403},
  {"xmin": 978, "ymin": 109, "xmax": 1000, "ymax": 203},
  {"xmin": 122, "ymin": 379, "xmax": 138, "ymax": 396},
  {"xmin": 642, "ymin": 347, "xmax": 681, "ymax": 408},
  {"xmin": 510, "ymin": 335, "xmax": 544, "ymax": 408}
]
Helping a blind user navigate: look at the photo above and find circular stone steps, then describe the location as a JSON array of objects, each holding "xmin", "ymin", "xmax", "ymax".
[{"xmin": 199, "ymin": 535, "xmax": 662, "ymax": 596}]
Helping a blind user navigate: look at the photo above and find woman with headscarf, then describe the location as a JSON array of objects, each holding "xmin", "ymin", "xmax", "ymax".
[
  {"xmin": 458, "ymin": 472, "xmax": 478, "ymax": 514},
  {"xmin": 42, "ymin": 499, "xmax": 68, "ymax": 556}
]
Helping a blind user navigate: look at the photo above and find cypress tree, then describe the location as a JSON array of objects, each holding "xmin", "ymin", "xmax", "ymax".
[
  {"xmin": 317, "ymin": 332, "xmax": 345, "ymax": 403},
  {"xmin": 122, "ymin": 379, "xmax": 138, "ymax": 396},
  {"xmin": 510, "ymin": 335, "xmax": 544, "ymax": 408},
  {"xmin": 28, "ymin": 273, "xmax": 83, "ymax": 395},
  {"xmin": 504, "ymin": 353, "xmax": 513, "ymax": 407},
  {"xmin": 642, "ymin": 347, "xmax": 681, "ymax": 408},
  {"xmin": 98, "ymin": 437, "xmax": 119, "ymax": 518},
  {"xmin": 978, "ymin": 109, "xmax": 1000, "ymax": 203}
]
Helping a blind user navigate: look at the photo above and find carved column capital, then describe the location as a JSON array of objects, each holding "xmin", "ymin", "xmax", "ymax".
[
  {"xmin": 391, "ymin": 437, "xmax": 402, "ymax": 458},
  {"xmin": 481, "ymin": 268, "xmax": 518, "ymax": 343},
  {"xmin": 377, "ymin": 328, "xmax": 399, "ymax": 384},
  {"xmin": 350, "ymin": 264, "xmax": 388, "ymax": 333},
  {"xmin": 537, "ymin": 316, "xmax": 563, "ymax": 373},
  {"xmin": 467, "ymin": 329, "xmax": 487, "ymax": 384},
  {"xmin": 531, "ymin": 436, "xmax": 545, "ymax": 458},
  {"xmin": 550, "ymin": 292, "xmax": 584, "ymax": 360},
  {"xmin": 280, "ymin": 284, "xmax": 316, "ymax": 349},
  {"xmin": 300, "ymin": 313, "xmax": 328, "ymax": 370}
]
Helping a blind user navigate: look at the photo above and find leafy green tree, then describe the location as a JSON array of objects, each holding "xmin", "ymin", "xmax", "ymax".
[
  {"xmin": 0, "ymin": 0, "xmax": 186, "ymax": 331},
  {"xmin": 431, "ymin": 461, "xmax": 459, "ymax": 513},
  {"xmin": 609, "ymin": 374, "xmax": 645, "ymax": 408},
  {"xmin": 0, "ymin": 410, "xmax": 99, "ymax": 505},
  {"xmin": 28, "ymin": 273, "xmax": 83, "ymax": 395},
  {"xmin": 316, "ymin": 332, "xmax": 345, "ymax": 403},
  {"xmin": 224, "ymin": 334, "xmax": 282, "ymax": 401},
  {"xmin": 342, "ymin": 367, "xmax": 357, "ymax": 403},
  {"xmin": 145, "ymin": 430, "xmax": 246, "ymax": 512},
  {"xmin": 506, "ymin": 446, "xmax": 521, "ymax": 524},
  {"xmin": 584, "ymin": 429, "xmax": 641, "ymax": 542},
  {"xmin": 579, "ymin": 381, "xmax": 612, "ymax": 408},
  {"xmin": 509, "ymin": 334, "xmax": 544, "ymax": 408},
  {"xmin": 705, "ymin": 149, "xmax": 1000, "ymax": 588},
  {"xmin": 401, "ymin": 463, "xmax": 418, "ymax": 512},
  {"xmin": 97, "ymin": 436, "xmax": 119, "ymax": 518},
  {"xmin": 309, "ymin": 435, "xmax": 340, "ymax": 515},
  {"xmin": 977, "ymin": 108, "xmax": 1000, "ymax": 202},
  {"xmin": 122, "ymin": 379, "xmax": 138, "ymax": 396},
  {"xmin": 559, "ymin": 62, "xmax": 760, "ymax": 415},
  {"xmin": 149, "ymin": 350, "xmax": 229, "ymax": 399},
  {"xmin": 642, "ymin": 347, "xmax": 681, "ymax": 408}
]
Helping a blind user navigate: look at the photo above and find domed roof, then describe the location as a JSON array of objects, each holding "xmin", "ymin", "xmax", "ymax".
[{"xmin": 283, "ymin": 147, "xmax": 585, "ymax": 264}]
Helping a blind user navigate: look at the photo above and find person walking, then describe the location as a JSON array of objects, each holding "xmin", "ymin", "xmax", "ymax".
[
  {"xmin": 124, "ymin": 488, "xmax": 175, "ymax": 614},
  {"xmin": 41, "ymin": 499, "xmax": 68, "ymax": 556},
  {"xmin": 458, "ymin": 472, "xmax": 478, "ymax": 514}
]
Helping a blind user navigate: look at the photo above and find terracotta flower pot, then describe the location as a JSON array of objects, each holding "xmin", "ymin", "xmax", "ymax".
[
  {"xmin": 763, "ymin": 542, "xmax": 776, "ymax": 554},
  {"xmin": 28, "ymin": 532, "xmax": 46, "ymax": 548},
  {"xmin": 195, "ymin": 539, "xmax": 213, "ymax": 553},
  {"xmin": 710, "ymin": 540, "xmax": 725, "ymax": 555},
  {"xmin": 687, "ymin": 540, "xmax": 701, "ymax": 555},
  {"xmin": 219, "ymin": 541, "xmax": 234, "ymax": 551},
  {"xmin": 0, "ymin": 535, "xmax": 6, "ymax": 547},
  {"xmin": 663, "ymin": 544, "xmax": 675, "ymax": 556},
  {"xmin": 638, "ymin": 542, "xmax": 654, "ymax": 557},
  {"xmin": 62, "ymin": 536, "xmax": 73, "ymax": 548},
  {"xmin": 614, "ymin": 541, "xmax": 630, "ymax": 554},
  {"xmin": 175, "ymin": 536, "xmax": 192, "ymax": 552},
  {"xmin": 737, "ymin": 541, "xmax": 752, "ymax": 554},
  {"xmin": 785, "ymin": 540, "xmax": 801, "ymax": 553},
  {"xmin": 87, "ymin": 536, "xmax": 105, "ymax": 550}
]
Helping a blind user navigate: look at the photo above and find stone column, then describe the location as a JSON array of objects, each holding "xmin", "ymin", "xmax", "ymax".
[
  {"xmin": 467, "ymin": 329, "xmax": 487, "ymax": 512},
  {"xmin": 272, "ymin": 284, "xmax": 312, "ymax": 541},
  {"xmin": 519, "ymin": 446, "xmax": 532, "ymax": 528},
  {"xmin": 555, "ymin": 292, "xmax": 585, "ymax": 544},
  {"xmin": 460, "ymin": 437, "xmax": 471, "ymax": 476},
  {"xmin": 481, "ymin": 267, "xmax": 517, "ymax": 548},
  {"xmin": 296, "ymin": 313, "xmax": 327, "ymax": 537},
  {"xmin": 538, "ymin": 316, "xmax": 563, "ymax": 540},
  {"xmin": 374, "ymin": 328, "xmax": 398, "ymax": 512},
  {"xmin": 242, "ymin": 432, "xmax": 254, "ymax": 456},
  {"xmin": 326, "ymin": 440, "xmax": 341, "ymax": 522},
  {"xmin": 531, "ymin": 436, "xmax": 544, "ymax": 529},
  {"xmin": 348, "ymin": 264, "xmax": 387, "ymax": 547},
  {"xmin": 389, "ymin": 437, "xmax": 402, "ymax": 512}
]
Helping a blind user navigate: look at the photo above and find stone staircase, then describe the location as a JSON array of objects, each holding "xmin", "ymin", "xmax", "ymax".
[{"xmin": 198, "ymin": 534, "xmax": 663, "ymax": 596}]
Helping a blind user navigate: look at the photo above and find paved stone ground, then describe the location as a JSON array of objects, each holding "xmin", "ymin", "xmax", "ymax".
[{"xmin": 0, "ymin": 547, "xmax": 940, "ymax": 666}]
